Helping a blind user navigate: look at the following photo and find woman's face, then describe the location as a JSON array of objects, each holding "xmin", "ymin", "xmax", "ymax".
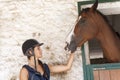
[{"xmin": 34, "ymin": 46, "xmax": 42, "ymax": 58}]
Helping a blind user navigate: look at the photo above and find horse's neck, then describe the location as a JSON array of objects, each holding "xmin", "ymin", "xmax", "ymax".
[{"xmin": 96, "ymin": 24, "xmax": 120, "ymax": 62}]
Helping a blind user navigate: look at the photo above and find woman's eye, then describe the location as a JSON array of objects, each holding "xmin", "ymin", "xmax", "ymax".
[{"xmin": 36, "ymin": 47, "xmax": 40, "ymax": 50}]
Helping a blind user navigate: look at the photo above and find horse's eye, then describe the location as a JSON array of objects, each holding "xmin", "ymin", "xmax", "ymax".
[
  {"xmin": 79, "ymin": 18, "xmax": 86, "ymax": 26},
  {"xmin": 80, "ymin": 18, "xmax": 86, "ymax": 23}
]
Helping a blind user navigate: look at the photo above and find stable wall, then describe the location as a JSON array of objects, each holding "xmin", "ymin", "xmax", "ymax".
[{"xmin": 0, "ymin": 0, "xmax": 85, "ymax": 80}]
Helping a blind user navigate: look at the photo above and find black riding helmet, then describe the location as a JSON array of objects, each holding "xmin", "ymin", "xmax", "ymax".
[{"xmin": 22, "ymin": 39, "xmax": 43, "ymax": 56}]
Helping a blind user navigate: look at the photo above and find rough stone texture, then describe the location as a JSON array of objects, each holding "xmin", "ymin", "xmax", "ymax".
[{"xmin": 0, "ymin": 0, "xmax": 88, "ymax": 80}]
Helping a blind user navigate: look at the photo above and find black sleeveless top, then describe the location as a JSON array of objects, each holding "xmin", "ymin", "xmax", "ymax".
[{"xmin": 23, "ymin": 63, "xmax": 50, "ymax": 80}]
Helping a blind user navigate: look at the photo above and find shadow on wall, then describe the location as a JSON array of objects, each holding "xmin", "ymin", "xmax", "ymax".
[{"xmin": 10, "ymin": 76, "xmax": 17, "ymax": 80}]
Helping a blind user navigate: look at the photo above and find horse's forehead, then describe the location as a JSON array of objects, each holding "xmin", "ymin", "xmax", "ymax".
[
  {"xmin": 80, "ymin": 8, "xmax": 93, "ymax": 18},
  {"xmin": 81, "ymin": 8, "xmax": 90, "ymax": 13}
]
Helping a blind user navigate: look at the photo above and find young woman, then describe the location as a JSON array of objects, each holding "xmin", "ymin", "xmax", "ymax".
[{"xmin": 19, "ymin": 39, "xmax": 74, "ymax": 80}]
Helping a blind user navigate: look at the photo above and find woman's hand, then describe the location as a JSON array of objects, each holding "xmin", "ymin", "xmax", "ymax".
[{"xmin": 48, "ymin": 53, "xmax": 75, "ymax": 73}]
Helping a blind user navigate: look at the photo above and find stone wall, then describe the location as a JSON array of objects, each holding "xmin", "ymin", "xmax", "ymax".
[{"xmin": 0, "ymin": 0, "xmax": 88, "ymax": 80}]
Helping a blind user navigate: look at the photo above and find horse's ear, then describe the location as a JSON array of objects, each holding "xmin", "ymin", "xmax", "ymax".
[{"xmin": 90, "ymin": 0, "xmax": 98, "ymax": 11}]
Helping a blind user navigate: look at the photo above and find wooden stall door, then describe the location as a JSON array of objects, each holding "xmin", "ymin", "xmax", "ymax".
[
  {"xmin": 110, "ymin": 69, "xmax": 120, "ymax": 80},
  {"xmin": 93, "ymin": 69, "xmax": 120, "ymax": 80}
]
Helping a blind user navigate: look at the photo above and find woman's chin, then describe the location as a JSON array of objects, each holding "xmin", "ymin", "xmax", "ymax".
[{"xmin": 39, "ymin": 55, "xmax": 42, "ymax": 58}]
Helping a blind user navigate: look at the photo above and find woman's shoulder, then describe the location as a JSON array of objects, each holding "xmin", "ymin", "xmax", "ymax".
[
  {"xmin": 20, "ymin": 65, "xmax": 29, "ymax": 79},
  {"xmin": 43, "ymin": 63, "xmax": 49, "ymax": 68},
  {"xmin": 20, "ymin": 65, "xmax": 28, "ymax": 74},
  {"xmin": 43, "ymin": 63, "xmax": 50, "ymax": 72}
]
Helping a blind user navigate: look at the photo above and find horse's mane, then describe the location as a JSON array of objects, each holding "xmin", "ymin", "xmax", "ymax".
[
  {"xmin": 96, "ymin": 10, "xmax": 120, "ymax": 38},
  {"xmin": 96, "ymin": 10, "xmax": 110, "ymax": 26}
]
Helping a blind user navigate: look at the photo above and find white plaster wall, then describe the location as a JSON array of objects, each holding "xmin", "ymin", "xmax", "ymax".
[
  {"xmin": 81, "ymin": 1, "xmax": 120, "ymax": 15},
  {"xmin": 0, "ymin": 0, "xmax": 87, "ymax": 80}
]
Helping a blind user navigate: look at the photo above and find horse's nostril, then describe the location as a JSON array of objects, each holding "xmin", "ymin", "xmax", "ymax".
[
  {"xmin": 66, "ymin": 42, "xmax": 69, "ymax": 45},
  {"xmin": 64, "ymin": 42, "xmax": 69, "ymax": 50},
  {"xmin": 64, "ymin": 46, "xmax": 67, "ymax": 50}
]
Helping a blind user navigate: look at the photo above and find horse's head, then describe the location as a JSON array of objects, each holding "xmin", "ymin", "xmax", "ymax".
[{"xmin": 65, "ymin": 0, "xmax": 99, "ymax": 53}]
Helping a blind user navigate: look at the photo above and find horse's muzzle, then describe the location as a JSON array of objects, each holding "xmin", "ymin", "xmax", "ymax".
[{"xmin": 64, "ymin": 41, "xmax": 77, "ymax": 53}]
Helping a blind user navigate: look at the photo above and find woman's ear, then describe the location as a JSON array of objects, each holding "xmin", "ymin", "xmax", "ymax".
[
  {"xmin": 25, "ymin": 48, "xmax": 34, "ymax": 56},
  {"xmin": 29, "ymin": 48, "xmax": 34, "ymax": 55},
  {"xmin": 28, "ymin": 50, "xmax": 33, "ymax": 55}
]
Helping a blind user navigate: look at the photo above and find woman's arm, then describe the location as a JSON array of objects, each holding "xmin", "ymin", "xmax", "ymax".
[
  {"xmin": 48, "ymin": 53, "xmax": 74, "ymax": 73},
  {"xmin": 19, "ymin": 68, "xmax": 28, "ymax": 80}
]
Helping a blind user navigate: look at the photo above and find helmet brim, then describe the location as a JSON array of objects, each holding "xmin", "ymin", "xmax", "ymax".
[
  {"xmin": 34, "ymin": 43, "xmax": 44, "ymax": 47},
  {"xmin": 38, "ymin": 43, "xmax": 44, "ymax": 46}
]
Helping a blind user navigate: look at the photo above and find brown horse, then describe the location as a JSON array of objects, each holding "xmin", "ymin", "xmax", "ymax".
[{"xmin": 65, "ymin": 0, "xmax": 120, "ymax": 63}]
